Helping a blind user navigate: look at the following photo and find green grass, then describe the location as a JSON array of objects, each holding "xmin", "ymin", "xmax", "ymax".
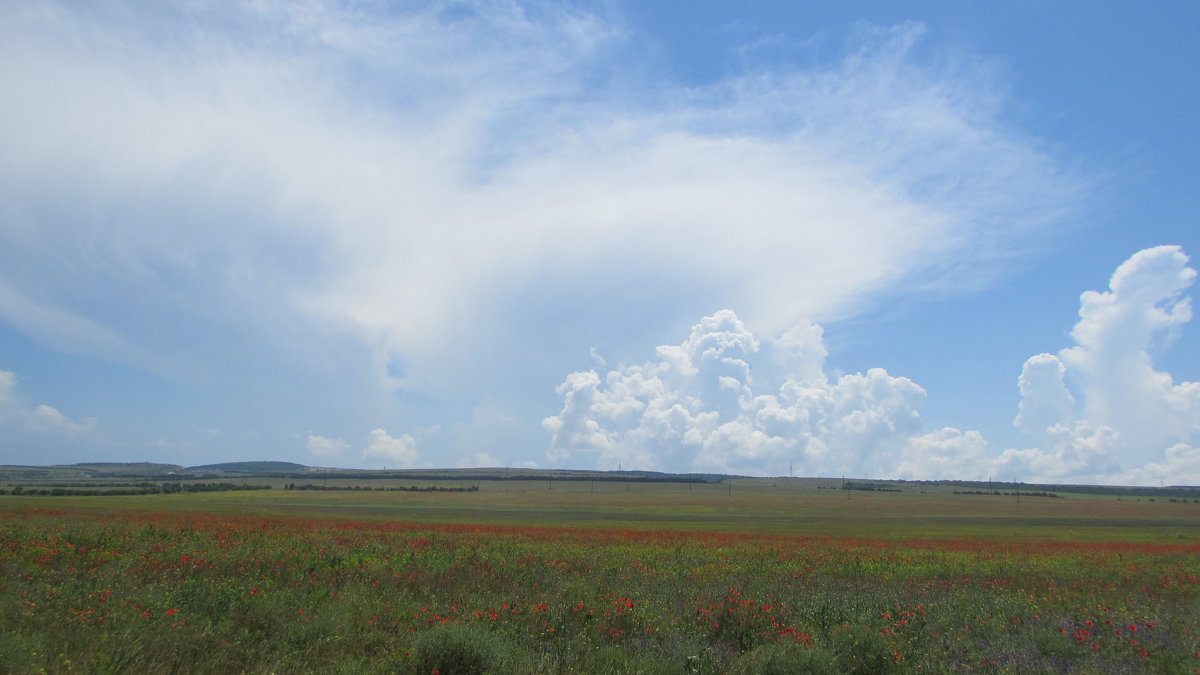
[
  {"xmin": 3, "ymin": 481, "xmax": 1198, "ymax": 673},
  {"xmin": 5, "ymin": 478, "xmax": 1196, "ymax": 542},
  {"xmin": 1, "ymin": 499, "xmax": 1197, "ymax": 674}
]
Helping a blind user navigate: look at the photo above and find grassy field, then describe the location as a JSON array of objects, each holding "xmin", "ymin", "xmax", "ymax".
[
  {"xmin": 2, "ymin": 481, "xmax": 1199, "ymax": 673},
  {"xmin": 5, "ymin": 477, "xmax": 1196, "ymax": 541}
]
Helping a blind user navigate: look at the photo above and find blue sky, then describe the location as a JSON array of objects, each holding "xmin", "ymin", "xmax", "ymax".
[{"xmin": 1, "ymin": 1, "xmax": 1196, "ymax": 485}]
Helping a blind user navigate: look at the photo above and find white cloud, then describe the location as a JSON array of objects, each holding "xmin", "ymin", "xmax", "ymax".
[
  {"xmin": 994, "ymin": 422, "xmax": 1122, "ymax": 483},
  {"xmin": 29, "ymin": 404, "xmax": 93, "ymax": 434},
  {"xmin": 457, "ymin": 452, "xmax": 500, "ymax": 469},
  {"xmin": 896, "ymin": 428, "xmax": 991, "ymax": 481},
  {"xmin": 1004, "ymin": 246, "xmax": 1200, "ymax": 484},
  {"xmin": 1060, "ymin": 246, "xmax": 1198, "ymax": 450},
  {"xmin": 544, "ymin": 250, "xmax": 1200, "ymax": 486},
  {"xmin": 362, "ymin": 429, "xmax": 419, "ymax": 468},
  {"xmin": 0, "ymin": 369, "xmax": 96, "ymax": 435},
  {"xmin": 589, "ymin": 346, "xmax": 607, "ymax": 368},
  {"xmin": 0, "ymin": 2, "xmax": 1080, "ymax": 399},
  {"xmin": 544, "ymin": 309, "xmax": 933, "ymax": 476},
  {"xmin": 1118, "ymin": 444, "xmax": 1200, "ymax": 487},
  {"xmin": 306, "ymin": 433, "xmax": 349, "ymax": 458},
  {"xmin": 1013, "ymin": 353, "xmax": 1076, "ymax": 439}
]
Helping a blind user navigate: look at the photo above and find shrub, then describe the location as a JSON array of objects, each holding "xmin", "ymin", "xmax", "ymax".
[
  {"xmin": 829, "ymin": 624, "xmax": 895, "ymax": 674},
  {"xmin": 409, "ymin": 624, "xmax": 513, "ymax": 675}
]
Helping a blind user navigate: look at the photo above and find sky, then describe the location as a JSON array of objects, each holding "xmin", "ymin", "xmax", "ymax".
[{"xmin": 0, "ymin": 1, "xmax": 1197, "ymax": 485}]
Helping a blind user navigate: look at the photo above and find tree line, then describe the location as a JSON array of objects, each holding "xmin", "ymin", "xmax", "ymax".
[
  {"xmin": 0, "ymin": 483, "xmax": 272, "ymax": 496},
  {"xmin": 282, "ymin": 483, "xmax": 478, "ymax": 492}
]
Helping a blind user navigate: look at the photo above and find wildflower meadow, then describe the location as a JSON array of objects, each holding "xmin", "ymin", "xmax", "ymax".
[{"xmin": 1, "ymin": 483, "xmax": 1198, "ymax": 673}]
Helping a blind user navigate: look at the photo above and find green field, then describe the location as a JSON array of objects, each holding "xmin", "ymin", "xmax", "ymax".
[
  {"xmin": 5, "ymin": 477, "xmax": 1197, "ymax": 541},
  {"xmin": 2, "ymin": 480, "xmax": 1199, "ymax": 673}
]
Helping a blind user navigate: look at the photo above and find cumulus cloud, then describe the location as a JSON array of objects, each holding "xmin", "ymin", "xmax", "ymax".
[
  {"xmin": 1013, "ymin": 353, "xmax": 1076, "ymax": 440},
  {"xmin": 362, "ymin": 429, "xmax": 420, "ymax": 469},
  {"xmin": 306, "ymin": 433, "xmax": 348, "ymax": 458},
  {"xmin": 28, "ymin": 405, "xmax": 93, "ymax": 435},
  {"xmin": 895, "ymin": 428, "xmax": 991, "ymax": 481},
  {"xmin": 1001, "ymin": 246, "xmax": 1200, "ymax": 484},
  {"xmin": 0, "ymin": 1, "xmax": 1080, "ymax": 398},
  {"xmin": 994, "ymin": 422, "xmax": 1122, "ymax": 483},
  {"xmin": 544, "ymin": 310, "xmax": 947, "ymax": 476},
  {"xmin": 457, "ymin": 452, "xmax": 501, "ymax": 469},
  {"xmin": 0, "ymin": 369, "xmax": 96, "ymax": 435},
  {"xmin": 545, "ymin": 247, "xmax": 1200, "ymax": 485},
  {"xmin": 1119, "ymin": 443, "xmax": 1200, "ymax": 487}
]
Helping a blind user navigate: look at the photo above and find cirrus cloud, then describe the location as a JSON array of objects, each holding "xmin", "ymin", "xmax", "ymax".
[{"xmin": 0, "ymin": 2, "xmax": 1080, "ymax": 398}]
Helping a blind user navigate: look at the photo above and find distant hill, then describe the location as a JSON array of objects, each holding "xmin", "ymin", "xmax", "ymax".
[
  {"xmin": 67, "ymin": 462, "xmax": 183, "ymax": 475},
  {"xmin": 184, "ymin": 461, "xmax": 311, "ymax": 474},
  {"xmin": 287, "ymin": 467, "xmax": 734, "ymax": 483},
  {"xmin": 0, "ymin": 462, "xmax": 182, "ymax": 480},
  {"xmin": 4, "ymin": 461, "xmax": 1198, "ymax": 497}
]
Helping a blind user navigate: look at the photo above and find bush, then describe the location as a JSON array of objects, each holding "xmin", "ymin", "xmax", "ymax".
[
  {"xmin": 829, "ymin": 624, "xmax": 895, "ymax": 674},
  {"xmin": 409, "ymin": 624, "xmax": 513, "ymax": 675}
]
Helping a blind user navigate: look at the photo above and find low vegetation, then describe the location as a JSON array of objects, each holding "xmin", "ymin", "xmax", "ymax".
[
  {"xmin": 0, "ymin": 483, "xmax": 272, "ymax": 497},
  {"xmin": 2, "ymin": 485, "xmax": 1198, "ymax": 673}
]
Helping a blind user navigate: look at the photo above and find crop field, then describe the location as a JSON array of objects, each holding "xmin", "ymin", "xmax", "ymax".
[{"xmin": 2, "ymin": 481, "xmax": 1199, "ymax": 673}]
